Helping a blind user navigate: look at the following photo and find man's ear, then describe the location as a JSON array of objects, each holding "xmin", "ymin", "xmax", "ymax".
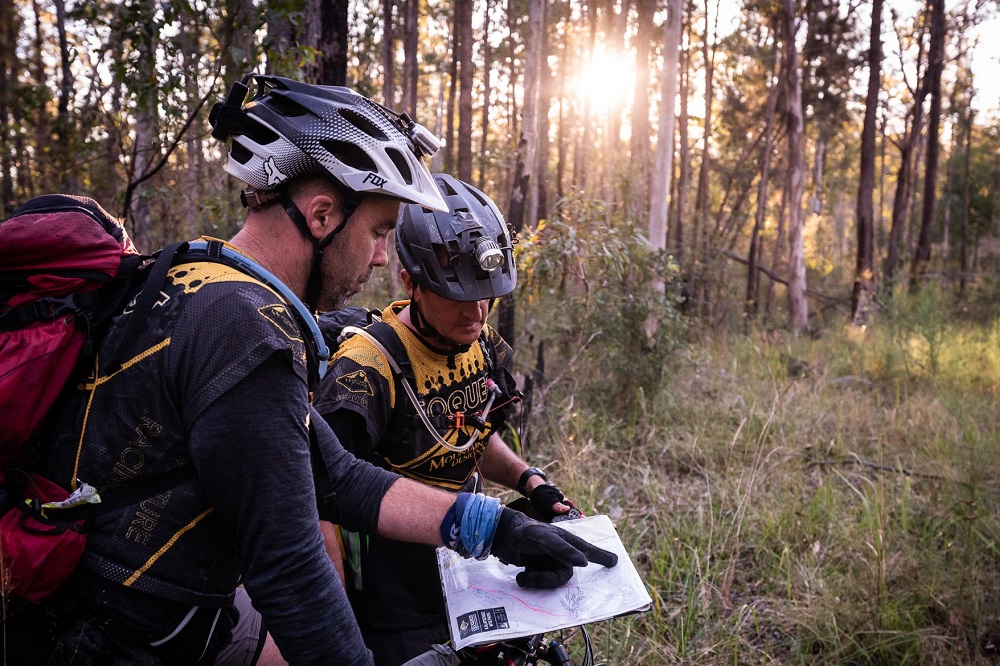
[
  {"xmin": 301, "ymin": 192, "xmax": 343, "ymax": 240},
  {"xmin": 400, "ymin": 269, "xmax": 414, "ymax": 294}
]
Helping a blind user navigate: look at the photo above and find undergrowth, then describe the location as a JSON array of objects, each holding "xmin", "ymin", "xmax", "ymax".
[{"xmin": 511, "ymin": 298, "xmax": 1000, "ymax": 665}]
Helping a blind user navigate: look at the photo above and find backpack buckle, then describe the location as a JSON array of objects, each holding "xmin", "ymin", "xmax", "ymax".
[{"xmin": 33, "ymin": 295, "xmax": 80, "ymax": 321}]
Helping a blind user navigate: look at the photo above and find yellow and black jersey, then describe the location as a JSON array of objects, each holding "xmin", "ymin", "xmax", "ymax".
[
  {"xmin": 313, "ymin": 301, "xmax": 516, "ymax": 492},
  {"xmin": 40, "ymin": 237, "xmax": 314, "ymax": 606}
]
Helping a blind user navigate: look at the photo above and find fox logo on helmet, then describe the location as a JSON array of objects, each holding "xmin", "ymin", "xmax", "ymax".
[{"xmin": 263, "ymin": 156, "xmax": 288, "ymax": 187}]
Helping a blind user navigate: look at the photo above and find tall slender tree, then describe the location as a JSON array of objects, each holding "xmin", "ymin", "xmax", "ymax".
[
  {"xmin": 746, "ymin": 47, "xmax": 782, "ymax": 325},
  {"xmin": 884, "ymin": 12, "xmax": 928, "ymax": 291},
  {"xmin": 782, "ymin": 0, "xmax": 810, "ymax": 332},
  {"xmin": 649, "ymin": 0, "xmax": 683, "ymax": 254},
  {"xmin": 0, "ymin": 0, "xmax": 16, "ymax": 214},
  {"xmin": 911, "ymin": 0, "xmax": 946, "ymax": 287},
  {"xmin": 630, "ymin": 0, "xmax": 655, "ymax": 199},
  {"xmin": 500, "ymin": 0, "xmax": 544, "ymax": 348},
  {"xmin": 457, "ymin": 0, "xmax": 474, "ymax": 181},
  {"xmin": 382, "ymin": 0, "xmax": 396, "ymax": 105},
  {"xmin": 852, "ymin": 0, "xmax": 882, "ymax": 325}
]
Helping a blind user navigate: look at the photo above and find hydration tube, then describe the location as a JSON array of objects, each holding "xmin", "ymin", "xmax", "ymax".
[{"xmin": 341, "ymin": 325, "xmax": 498, "ymax": 453}]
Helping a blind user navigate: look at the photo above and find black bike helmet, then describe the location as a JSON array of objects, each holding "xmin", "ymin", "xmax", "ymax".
[
  {"xmin": 209, "ymin": 74, "xmax": 447, "ymax": 211},
  {"xmin": 396, "ymin": 174, "xmax": 516, "ymax": 302}
]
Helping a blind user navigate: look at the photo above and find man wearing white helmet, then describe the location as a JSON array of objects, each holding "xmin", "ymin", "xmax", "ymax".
[{"xmin": 27, "ymin": 75, "xmax": 615, "ymax": 666}]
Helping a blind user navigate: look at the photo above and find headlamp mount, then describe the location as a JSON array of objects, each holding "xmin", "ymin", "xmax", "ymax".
[{"xmin": 474, "ymin": 236, "xmax": 504, "ymax": 272}]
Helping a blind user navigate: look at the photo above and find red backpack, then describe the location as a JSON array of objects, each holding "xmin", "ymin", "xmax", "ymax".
[
  {"xmin": 1, "ymin": 194, "xmax": 143, "ymax": 462},
  {"xmin": 0, "ymin": 194, "xmax": 145, "ymax": 603}
]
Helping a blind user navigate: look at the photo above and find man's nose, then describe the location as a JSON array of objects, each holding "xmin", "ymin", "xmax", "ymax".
[{"xmin": 372, "ymin": 236, "xmax": 389, "ymax": 267}]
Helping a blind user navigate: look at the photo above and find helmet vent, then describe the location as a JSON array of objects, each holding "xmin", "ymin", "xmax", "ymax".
[
  {"xmin": 321, "ymin": 139, "xmax": 378, "ymax": 172},
  {"xmin": 266, "ymin": 94, "xmax": 309, "ymax": 118},
  {"xmin": 230, "ymin": 141, "xmax": 253, "ymax": 164},
  {"xmin": 386, "ymin": 148, "xmax": 414, "ymax": 184},
  {"xmin": 439, "ymin": 178, "xmax": 460, "ymax": 196},
  {"xmin": 339, "ymin": 109, "xmax": 390, "ymax": 141},
  {"xmin": 466, "ymin": 187, "xmax": 490, "ymax": 208}
]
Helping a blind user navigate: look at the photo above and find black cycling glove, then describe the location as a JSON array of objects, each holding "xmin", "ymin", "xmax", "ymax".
[
  {"xmin": 529, "ymin": 483, "xmax": 568, "ymax": 522},
  {"xmin": 490, "ymin": 508, "xmax": 618, "ymax": 588}
]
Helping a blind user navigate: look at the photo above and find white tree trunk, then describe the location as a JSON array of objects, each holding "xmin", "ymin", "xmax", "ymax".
[
  {"xmin": 783, "ymin": 0, "xmax": 809, "ymax": 333},
  {"xmin": 649, "ymin": 0, "xmax": 682, "ymax": 254}
]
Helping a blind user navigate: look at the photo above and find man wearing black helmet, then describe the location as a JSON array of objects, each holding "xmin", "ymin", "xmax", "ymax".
[
  {"xmin": 313, "ymin": 174, "xmax": 579, "ymax": 665},
  {"xmin": 26, "ymin": 77, "xmax": 614, "ymax": 666}
]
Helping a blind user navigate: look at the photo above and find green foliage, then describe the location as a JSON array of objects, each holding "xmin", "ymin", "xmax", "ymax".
[{"xmin": 515, "ymin": 189, "xmax": 687, "ymax": 414}]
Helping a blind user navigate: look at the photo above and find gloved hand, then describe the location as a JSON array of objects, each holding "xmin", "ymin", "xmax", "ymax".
[
  {"xmin": 490, "ymin": 508, "xmax": 618, "ymax": 588},
  {"xmin": 529, "ymin": 482, "xmax": 576, "ymax": 522}
]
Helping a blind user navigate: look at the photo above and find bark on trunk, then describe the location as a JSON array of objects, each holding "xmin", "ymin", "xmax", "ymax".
[
  {"xmin": 782, "ymin": 0, "xmax": 809, "ymax": 333},
  {"xmin": 911, "ymin": 0, "xmax": 946, "ymax": 289},
  {"xmin": 851, "ymin": 0, "xmax": 882, "ymax": 326}
]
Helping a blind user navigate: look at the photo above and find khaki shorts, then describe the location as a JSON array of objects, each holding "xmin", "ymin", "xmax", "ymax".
[{"xmin": 213, "ymin": 587, "xmax": 266, "ymax": 666}]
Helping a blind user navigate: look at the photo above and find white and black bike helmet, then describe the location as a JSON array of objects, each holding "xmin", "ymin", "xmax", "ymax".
[
  {"xmin": 397, "ymin": 174, "xmax": 516, "ymax": 303},
  {"xmin": 209, "ymin": 74, "xmax": 447, "ymax": 211},
  {"xmin": 209, "ymin": 74, "xmax": 448, "ymax": 306}
]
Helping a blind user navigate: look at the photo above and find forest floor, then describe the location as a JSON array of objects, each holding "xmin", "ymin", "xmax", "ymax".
[{"xmin": 501, "ymin": 298, "xmax": 1000, "ymax": 665}]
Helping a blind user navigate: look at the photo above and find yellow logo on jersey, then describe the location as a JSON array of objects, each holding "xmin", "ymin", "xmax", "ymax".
[
  {"xmin": 168, "ymin": 263, "xmax": 260, "ymax": 294},
  {"xmin": 259, "ymin": 304, "xmax": 304, "ymax": 344},
  {"xmin": 337, "ymin": 370, "xmax": 374, "ymax": 396}
]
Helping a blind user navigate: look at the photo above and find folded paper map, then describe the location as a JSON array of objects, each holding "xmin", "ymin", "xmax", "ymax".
[{"xmin": 436, "ymin": 514, "xmax": 652, "ymax": 650}]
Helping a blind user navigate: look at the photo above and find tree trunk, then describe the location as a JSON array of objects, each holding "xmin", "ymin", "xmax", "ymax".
[
  {"xmin": 534, "ymin": 6, "xmax": 552, "ymax": 223},
  {"xmin": 125, "ymin": 0, "xmax": 160, "ymax": 251},
  {"xmin": 672, "ymin": 6, "xmax": 692, "ymax": 254},
  {"xmin": 500, "ymin": 0, "xmax": 544, "ymax": 350},
  {"xmin": 0, "ymin": 0, "xmax": 15, "ymax": 214},
  {"xmin": 53, "ymin": 0, "xmax": 76, "ymax": 192},
  {"xmin": 318, "ymin": 0, "xmax": 349, "ymax": 85},
  {"xmin": 885, "ymin": 95, "xmax": 927, "ymax": 291},
  {"xmin": 630, "ymin": 0, "xmax": 655, "ymax": 200},
  {"xmin": 444, "ymin": 19, "xmax": 458, "ymax": 175},
  {"xmin": 746, "ymin": 49, "xmax": 781, "ymax": 326},
  {"xmin": 649, "ymin": 0, "xmax": 682, "ymax": 254},
  {"xmin": 477, "ymin": 0, "xmax": 493, "ymax": 189},
  {"xmin": 911, "ymin": 0, "xmax": 946, "ymax": 289},
  {"xmin": 402, "ymin": 0, "xmax": 419, "ymax": 116},
  {"xmin": 782, "ymin": 0, "xmax": 809, "ymax": 333},
  {"xmin": 851, "ymin": 0, "xmax": 881, "ymax": 325},
  {"xmin": 693, "ymin": 0, "xmax": 714, "ymax": 261},
  {"xmin": 555, "ymin": 33, "xmax": 569, "ymax": 199},
  {"xmin": 958, "ymin": 105, "xmax": 973, "ymax": 298},
  {"xmin": 382, "ymin": 0, "xmax": 396, "ymax": 105},
  {"xmin": 457, "ymin": 0, "xmax": 473, "ymax": 182}
]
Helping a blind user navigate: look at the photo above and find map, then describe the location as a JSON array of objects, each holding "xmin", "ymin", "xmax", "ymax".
[{"xmin": 436, "ymin": 514, "xmax": 652, "ymax": 650}]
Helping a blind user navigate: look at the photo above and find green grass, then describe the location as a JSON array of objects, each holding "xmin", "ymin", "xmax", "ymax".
[{"xmin": 510, "ymin": 305, "xmax": 1000, "ymax": 665}]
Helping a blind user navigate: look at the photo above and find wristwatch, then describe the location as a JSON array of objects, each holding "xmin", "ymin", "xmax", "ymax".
[{"xmin": 517, "ymin": 467, "xmax": 547, "ymax": 496}]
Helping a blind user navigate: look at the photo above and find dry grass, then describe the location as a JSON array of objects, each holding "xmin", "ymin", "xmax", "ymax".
[{"xmin": 515, "ymin": 308, "xmax": 1000, "ymax": 665}]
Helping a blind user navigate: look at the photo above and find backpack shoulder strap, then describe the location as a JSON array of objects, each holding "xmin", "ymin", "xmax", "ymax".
[{"xmin": 104, "ymin": 241, "xmax": 186, "ymax": 372}]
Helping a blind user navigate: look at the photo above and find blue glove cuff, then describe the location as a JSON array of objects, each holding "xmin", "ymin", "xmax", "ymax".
[{"xmin": 441, "ymin": 492, "xmax": 504, "ymax": 559}]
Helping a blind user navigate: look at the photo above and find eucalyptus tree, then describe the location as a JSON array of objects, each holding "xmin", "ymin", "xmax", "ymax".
[
  {"xmin": 852, "ymin": 0, "xmax": 883, "ymax": 325},
  {"xmin": 911, "ymin": 0, "xmax": 947, "ymax": 287},
  {"xmin": 884, "ymin": 8, "xmax": 928, "ymax": 292},
  {"xmin": 649, "ymin": 0, "xmax": 683, "ymax": 259},
  {"xmin": 0, "ymin": 0, "xmax": 19, "ymax": 214},
  {"xmin": 782, "ymin": 0, "xmax": 810, "ymax": 333}
]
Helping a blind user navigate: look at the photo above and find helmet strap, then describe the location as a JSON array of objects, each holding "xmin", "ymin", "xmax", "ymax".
[
  {"xmin": 280, "ymin": 190, "xmax": 355, "ymax": 309},
  {"xmin": 409, "ymin": 294, "xmax": 472, "ymax": 367}
]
